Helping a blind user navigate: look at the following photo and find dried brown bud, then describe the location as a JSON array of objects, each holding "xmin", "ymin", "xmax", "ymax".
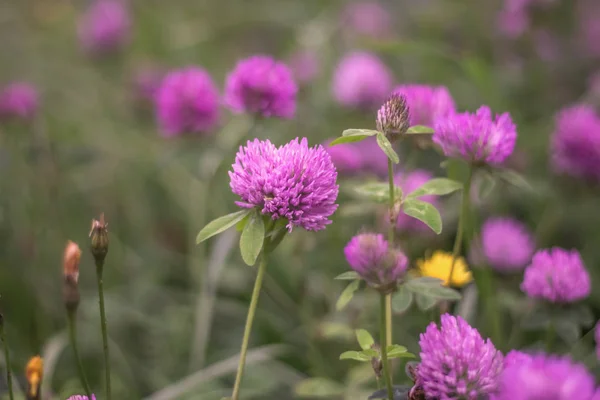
[
  {"xmin": 25, "ymin": 355, "xmax": 43, "ymax": 400},
  {"xmin": 89, "ymin": 213, "xmax": 109, "ymax": 263},
  {"xmin": 371, "ymin": 356, "xmax": 383, "ymax": 380},
  {"xmin": 63, "ymin": 241, "xmax": 81, "ymax": 283}
]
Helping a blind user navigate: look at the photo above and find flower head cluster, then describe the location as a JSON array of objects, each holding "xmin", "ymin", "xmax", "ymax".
[
  {"xmin": 418, "ymin": 314, "xmax": 503, "ymax": 400},
  {"xmin": 67, "ymin": 396, "xmax": 97, "ymax": 400},
  {"xmin": 433, "ymin": 106, "xmax": 517, "ymax": 165},
  {"xmin": 503, "ymin": 350, "xmax": 533, "ymax": 368},
  {"xmin": 225, "ymin": 55, "xmax": 297, "ymax": 119},
  {"xmin": 392, "ymin": 84, "xmax": 456, "ymax": 127},
  {"xmin": 155, "ymin": 67, "xmax": 220, "ymax": 137},
  {"xmin": 551, "ymin": 105, "xmax": 600, "ymax": 182},
  {"xmin": 0, "ymin": 82, "xmax": 38, "ymax": 121},
  {"xmin": 332, "ymin": 52, "xmax": 393, "ymax": 110},
  {"xmin": 78, "ymin": 0, "xmax": 130, "ymax": 55},
  {"xmin": 340, "ymin": 1, "xmax": 392, "ymax": 39},
  {"xmin": 229, "ymin": 138, "xmax": 339, "ymax": 231},
  {"xmin": 417, "ymin": 251, "xmax": 472, "ymax": 288},
  {"xmin": 493, "ymin": 354, "xmax": 596, "ymax": 400},
  {"xmin": 393, "ymin": 170, "xmax": 439, "ymax": 232},
  {"xmin": 521, "ymin": 248, "xmax": 591, "ymax": 303},
  {"xmin": 344, "ymin": 233, "xmax": 408, "ymax": 291},
  {"xmin": 480, "ymin": 217, "xmax": 535, "ymax": 272},
  {"xmin": 376, "ymin": 93, "xmax": 410, "ymax": 140}
]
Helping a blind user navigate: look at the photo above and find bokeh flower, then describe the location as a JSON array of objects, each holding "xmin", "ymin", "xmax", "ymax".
[
  {"xmin": 578, "ymin": 0, "xmax": 600, "ymax": 58},
  {"xmin": 417, "ymin": 251, "xmax": 472, "ymax": 288},
  {"xmin": 332, "ymin": 51, "xmax": 393, "ymax": 110},
  {"xmin": 25, "ymin": 356, "xmax": 43, "ymax": 399},
  {"xmin": 155, "ymin": 67, "xmax": 220, "ymax": 137},
  {"xmin": 493, "ymin": 354, "xmax": 596, "ymax": 400},
  {"xmin": 418, "ymin": 314, "xmax": 503, "ymax": 400},
  {"xmin": 521, "ymin": 248, "xmax": 591, "ymax": 303},
  {"xmin": 360, "ymin": 136, "xmax": 390, "ymax": 177},
  {"xmin": 229, "ymin": 138, "xmax": 339, "ymax": 231},
  {"xmin": 344, "ymin": 233, "xmax": 408, "ymax": 291},
  {"xmin": 479, "ymin": 217, "xmax": 535, "ymax": 272},
  {"xmin": 503, "ymin": 350, "xmax": 533, "ymax": 368},
  {"xmin": 67, "ymin": 396, "xmax": 97, "ymax": 400},
  {"xmin": 433, "ymin": 106, "xmax": 517, "ymax": 165},
  {"xmin": 376, "ymin": 93, "xmax": 409, "ymax": 140},
  {"xmin": 392, "ymin": 84, "xmax": 456, "ymax": 127},
  {"xmin": 224, "ymin": 55, "xmax": 297, "ymax": 119},
  {"xmin": 289, "ymin": 50, "xmax": 320, "ymax": 84},
  {"xmin": 497, "ymin": 8, "xmax": 529, "ymax": 38},
  {"xmin": 340, "ymin": 1, "xmax": 392, "ymax": 39},
  {"xmin": 78, "ymin": 0, "xmax": 130, "ymax": 55},
  {"xmin": 323, "ymin": 140, "xmax": 363, "ymax": 175},
  {"xmin": 551, "ymin": 104, "xmax": 600, "ymax": 182},
  {"xmin": 393, "ymin": 170, "xmax": 439, "ymax": 232},
  {"xmin": 0, "ymin": 82, "xmax": 38, "ymax": 121}
]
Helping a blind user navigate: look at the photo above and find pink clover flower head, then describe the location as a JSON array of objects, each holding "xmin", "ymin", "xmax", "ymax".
[
  {"xmin": 392, "ymin": 84, "xmax": 456, "ymax": 127},
  {"xmin": 521, "ymin": 248, "xmax": 591, "ymax": 303},
  {"xmin": 0, "ymin": 82, "xmax": 38, "ymax": 121},
  {"xmin": 155, "ymin": 67, "xmax": 220, "ymax": 137},
  {"xmin": 78, "ymin": 0, "xmax": 130, "ymax": 55},
  {"xmin": 433, "ymin": 106, "xmax": 517, "ymax": 165},
  {"xmin": 481, "ymin": 217, "xmax": 535, "ymax": 272},
  {"xmin": 343, "ymin": 233, "xmax": 408, "ymax": 289},
  {"xmin": 229, "ymin": 138, "xmax": 339, "ymax": 231},
  {"xmin": 224, "ymin": 55, "xmax": 297, "ymax": 119},
  {"xmin": 418, "ymin": 314, "xmax": 503, "ymax": 400},
  {"xmin": 332, "ymin": 51, "xmax": 393, "ymax": 110}
]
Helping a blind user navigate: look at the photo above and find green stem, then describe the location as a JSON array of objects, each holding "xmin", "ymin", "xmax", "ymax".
[
  {"xmin": 447, "ymin": 167, "xmax": 473, "ymax": 286},
  {"xmin": 386, "ymin": 158, "xmax": 395, "ymax": 348},
  {"xmin": 67, "ymin": 311, "xmax": 92, "ymax": 399},
  {"xmin": 96, "ymin": 262, "xmax": 112, "ymax": 400},
  {"xmin": 480, "ymin": 267, "xmax": 503, "ymax": 349},
  {"xmin": 0, "ymin": 320, "xmax": 14, "ymax": 400},
  {"xmin": 231, "ymin": 251, "xmax": 269, "ymax": 400},
  {"xmin": 380, "ymin": 295, "xmax": 394, "ymax": 400},
  {"xmin": 385, "ymin": 294, "xmax": 392, "ymax": 347}
]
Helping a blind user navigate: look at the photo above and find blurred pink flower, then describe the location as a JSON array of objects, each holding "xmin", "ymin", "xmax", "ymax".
[
  {"xmin": 289, "ymin": 50, "xmax": 320, "ymax": 84},
  {"xmin": 78, "ymin": 0, "xmax": 130, "ymax": 55},
  {"xmin": 341, "ymin": 2, "xmax": 392, "ymax": 39}
]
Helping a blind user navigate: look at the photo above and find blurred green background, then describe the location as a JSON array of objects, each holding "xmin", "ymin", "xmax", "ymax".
[{"xmin": 1, "ymin": 0, "xmax": 600, "ymax": 399}]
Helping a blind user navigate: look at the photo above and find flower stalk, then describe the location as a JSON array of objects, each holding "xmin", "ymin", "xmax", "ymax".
[
  {"xmin": 67, "ymin": 310, "xmax": 93, "ymax": 399},
  {"xmin": 380, "ymin": 294, "xmax": 394, "ymax": 400},
  {"xmin": 448, "ymin": 167, "xmax": 473, "ymax": 285}
]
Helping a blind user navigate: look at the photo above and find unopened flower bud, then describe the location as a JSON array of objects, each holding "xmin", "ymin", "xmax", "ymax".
[
  {"xmin": 63, "ymin": 241, "xmax": 82, "ymax": 312},
  {"xmin": 376, "ymin": 93, "xmax": 410, "ymax": 142},
  {"xmin": 25, "ymin": 355, "xmax": 43, "ymax": 400},
  {"xmin": 89, "ymin": 213, "xmax": 109, "ymax": 263}
]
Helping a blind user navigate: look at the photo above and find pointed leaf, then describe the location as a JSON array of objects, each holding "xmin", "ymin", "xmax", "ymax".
[
  {"xmin": 359, "ymin": 349, "xmax": 379, "ymax": 358},
  {"xmin": 239, "ymin": 210, "xmax": 265, "ymax": 266},
  {"xmin": 402, "ymin": 199, "xmax": 442, "ymax": 234},
  {"xmin": 392, "ymin": 286, "xmax": 413, "ymax": 313},
  {"xmin": 356, "ymin": 329, "xmax": 375, "ymax": 350},
  {"xmin": 334, "ymin": 271, "xmax": 361, "ymax": 280},
  {"xmin": 406, "ymin": 125, "xmax": 434, "ymax": 134},
  {"xmin": 407, "ymin": 178, "xmax": 463, "ymax": 198},
  {"xmin": 354, "ymin": 182, "xmax": 402, "ymax": 203},
  {"xmin": 342, "ymin": 128, "xmax": 380, "ymax": 137},
  {"xmin": 339, "ymin": 350, "xmax": 371, "ymax": 362},
  {"xmin": 425, "ymin": 285, "xmax": 462, "ymax": 300},
  {"xmin": 476, "ymin": 170, "xmax": 496, "ymax": 201},
  {"xmin": 496, "ymin": 169, "xmax": 532, "ymax": 191},
  {"xmin": 235, "ymin": 213, "xmax": 251, "ymax": 232},
  {"xmin": 336, "ymin": 280, "xmax": 360, "ymax": 311},
  {"xmin": 386, "ymin": 344, "xmax": 407, "ymax": 355},
  {"xmin": 403, "ymin": 277, "xmax": 445, "ymax": 292},
  {"xmin": 415, "ymin": 293, "xmax": 438, "ymax": 311},
  {"xmin": 196, "ymin": 210, "xmax": 251, "ymax": 243},
  {"xmin": 376, "ymin": 132, "xmax": 400, "ymax": 164},
  {"xmin": 387, "ymin": 351, "xmax": 416, "ymax": 360}
]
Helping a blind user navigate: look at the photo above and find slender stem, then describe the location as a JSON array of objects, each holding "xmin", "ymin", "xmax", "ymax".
[
  {"xmin": 231, "ymin": 252, "xmax": 269, "ymax": 400},
  {"xmin": 67, "ymin": 311, "xmax": 92, "ymax": 399},
  {"xmin": 385, "ymin": 294, "xmax": 392, "ymax": 347},
  {"xmin": 0, "ymin": 321, "xmax": 14, "ymax": 400},
  {"xmin": 96, "ymin": 262, "xmax": 112, "ymax": 400},
  {"xmin": 380, "ymin": 295, "xmax": 394, "ymax": 400},
  {"xmin": 386, "ymin": 158, "xmax": 395, "ymax": 350},
  {"xmin": 447, "ymin": 167, "xmax": 473, "ymax": 285}
]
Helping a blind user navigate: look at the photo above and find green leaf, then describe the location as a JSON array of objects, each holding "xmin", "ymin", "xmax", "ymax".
[
  {"xmin": 415, "ymin": 293, "xmax": 438, "ymax": 311},
  {"xmin": 403, "ymin": 276, "xmax": 445, "ymax": 292},
  {"xmin": 235, "ymin": 213, "xmax": 251, "ymax": 232},
  {"xmin": 554, "ymin": 319, "xmax": 581, "ymax": 344},
  {"xmin": 392, "ymin": 286, "xmax": 413, "ymax": 313},
  {"xmin": 476, "ymin": 169, "xmax": 496, "ymax": 200},
  {"xmin": 496, "ymin": 169, "xmax": 532, "ymax": 191},
  {"xmin": 359, "ymin": 349, "xmax": 379, "ymax": 358},
  {"xmin": 294, "ymin": 378, "xmax": 345, "ymax": 397},
  {"xmin": 386, "ymin": 344, "xmax": 407, "ymax": 355},
  {"xmin": 334, "ymin": 271, "xmax": 361, "ymax": 280},
  {"xmin": 376, "ymin": 132, "xmax": 400, "ymax": 164},
  {"xmin": 387, "ymin": 351, "xmax": 416, "ymax": 360},
  {"xmin": 339, "ymin": 350, "xmax": 371, "ymax": 362},
  {"xmin": 406, "ymin": 178, "xmax": 463, "ymax": 198},
  {"xmin": 330, "ymin": 129, "xmax": 379, "ymax": 146},
  {"xmin": 336, "ymin": 280, "xmax": 360, "ymax": 311},
  {"xmin": 441, "ymin": 158, "xmax": 470, "ymax": 182},
  {"xmin": 570, "ymin": 304, "xmax": 595, "ymax": 327},
  {"xmin": 354, "ymin": 182, "xmax": 402, "ymax": 203},
  {"xmin": 355, "ymin": 329, "xmax": 375, "ymax": 350},
  {"xmin": 406, "ymin": 125, "xmax": 434, "ymax": 134},
  {"xmin": 402, "ymin": 199, "xmax": 442, "ymax": 234},
  {"xmin": 425, "ymin": 285, "xmax": 462, "ymax": 300},
  {"xmin": 239, "ymin": 210, "xmax": 265, "ymax": 266},
  {"xmin": 196, "ymin": 210, "xmax": 251, "ymax": 243}
]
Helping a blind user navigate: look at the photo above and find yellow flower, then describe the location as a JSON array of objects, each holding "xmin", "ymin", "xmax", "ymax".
[
  {"xmin": 25, "ymin": 355, "xmax": 43, "ymax": 397},
  {"xmin": 417, "ymin": 251, "xmax": 472, "ymax": 287}
]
